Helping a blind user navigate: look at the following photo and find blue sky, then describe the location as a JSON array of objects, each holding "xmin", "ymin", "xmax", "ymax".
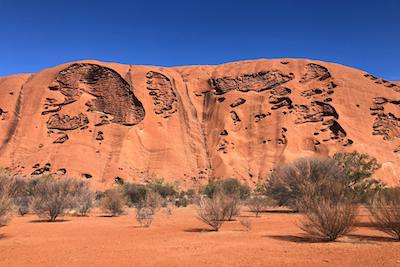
[{"xmin": 0, "ymin": 0, "xmax": 399, "ymax": 80}]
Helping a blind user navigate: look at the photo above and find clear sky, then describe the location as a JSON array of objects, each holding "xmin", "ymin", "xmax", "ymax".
[{"xmin": 0, "ymin": 0, "xmax": 399, "ymax": 80}]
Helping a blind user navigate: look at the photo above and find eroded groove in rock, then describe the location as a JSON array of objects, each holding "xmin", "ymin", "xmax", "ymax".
[
  {"xmin": 47, "ymin": 113, "xmax": 89, "ymax": 131},
  {"xmin": 96, "ymin": 131, "xmax": 104, "ymax": 141},
  {"xmin": 53, "ymin": 134, "xmax": 69, "ymax": 144},
  {"xmin": 301, "ymin": 88, "xmax": 323, "ymax": 98},
  {"xmin": 300, "ymin": 63, "xmax": 331, "ymax": 83},
  {"xmin": 369, "ymin": 97, "xmax": 400, "ymax": 140},
  {"xmin": 146, "ymin": 71, "xmax": 178, "ymax": 118},
  {"xmin": 255, "ymin": 112, "xmax": 271, "ymax": 122},
  {"xmin": 269, "ymin": 96, "xmax": 293, "ymax": 110},
  {"xmin": 363, "ymin": 73, "xmax": 400, "ymax": 92},
  {"xmin": 326, "ymin": 119, "xmax": 347, "ymax": 138},
  {"xmin": 230, "ymin": 98, "xmax": 246, "ymax": 108},
  {"xmin": 372, "ymin": 113, "xmax": 400, "ymax": 140},
  {"xmin": 0, "ymin": 107, "xmax": 7, "ymax": 120},
  {"xmin": 270, "ymin": 87, "xmax": 291, "ymax": 96},
  {"xmin": 49, "ymin": 63, "xmax": 145, "ymax": 125},
  {"xmin": 210, "ymin": 70, "xmax": 294, "ymax": 94},
  {"xmin": 295, "ymin": 101, "xmax": 338, "ymax": 124},
  {"xmin": 277, "ymin": 128, "xmax": 287, "ymax": 145},
  {"xmin": 230, "ymin": 111, "xmax": 241, "ymax": 124}
]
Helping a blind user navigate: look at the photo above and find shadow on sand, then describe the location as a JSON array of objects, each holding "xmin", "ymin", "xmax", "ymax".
[
  {"xmin": 347, "ymin": 234, "xmax": 397, "ymax": 243},
  {"xmin": 29, "ymin": 219, "xmax": 70, "ymax": 223},
  {"xmin": 267, "ymin": 235, "xmax": 329, "ymax": 243},
  {"xmin": 184, "ymin": 228, "xmax": 215, "ymax": 233}
]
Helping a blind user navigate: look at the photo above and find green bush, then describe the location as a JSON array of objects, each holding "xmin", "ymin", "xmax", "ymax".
[
  {"xmin": 146, "ymin": 178, "xmax": 178, "ymax": 198},
  {"xmin": 123, "ymin": 183, "xmax": 147, "ymax": 207},
  {"xmin": 333, "ymin": 151, "xmax": 383, "ymax": 203},
  {"xmin": 175, "ymin": 189, "xmax": 196, "ymax": 207},
  {"xmin": 202, "ymin": 178, "xmax": 250, "ymax": 200}
]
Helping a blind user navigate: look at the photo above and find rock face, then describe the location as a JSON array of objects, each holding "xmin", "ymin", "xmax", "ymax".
[{"xmin": 1, "ymin": 59, "xmax": 400, "ymax": 188}]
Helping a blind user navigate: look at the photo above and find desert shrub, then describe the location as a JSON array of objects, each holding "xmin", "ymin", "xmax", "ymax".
[
  {"xmin": 221, "ymin": 194, "xmax": 241, "ymax": 221},
  {"xmin": 0, "ymin": 174, "xmax": 14, "ymax": 227},
  {"xmin": 202, "ymin": 178, "xmax": 250, "ymax": 200},
  {"xmin": 333, "ymin": 151, "xmax": 382, "ymax": 202},
  {"xmin": 266, "ymin": 158, "xmax": 348, "ymax": 210},
  {"xmin": 99, "ymin": 188, "xmax": 126, "ymax": 216},
  {"xmin": 146, "ymin": 178, "xmax": 178, "ymax": 199},
  {"xmin": 369, "ymin": 187, "xmax": 400, "ymax": 240},
  {"xmin": 14, "ymin": 196, "xmax": 31, "ymax": 216},
  {"xmin": 135, "ymin": 207, "xmax": 154, "ymax": 227},
  {"xmin": 239, "ymin": 218, "xmax": 252, "ymax": 231},
  {"xmin": 196, "ymin": 193, "xmax": 228, "ymax": 231},
  {"xmin": 72, "ymin": 182, "xmax": 94, "ymax": 216},
  {"xmin": 31, "ymin": 176, "xmax": 83, "ymax": 221},
  {"xmin": 123, "ymin": 183, "xmax": 147, "ymax": 207},
  {"xmin": 162, "ymin": 204, "xmax": 173, "ymax": 217},
  {"xmin": 9, "ymin": 176, "xmax": 32, "ymax": 216},
  {"xmin": 297, "ymin": 179, "xmax": 357, "ymax": 241},
  {"xmin": 133, "ymin": 189, "xmax": 164, "ymax": 227},
  {"xmin": 333, "ymin": 151, "xmax": 380, "ymax": 184},
  {"xmin": 247, "ymin": 195, "xmax": 276, "ymax": 217},
  {"xmin": 141, "ymin": 190, "xmax": 162, "ymax": 211},
  {"xmin": 175, "ymin": 189, "xmax": 196, "ymax": 207}
]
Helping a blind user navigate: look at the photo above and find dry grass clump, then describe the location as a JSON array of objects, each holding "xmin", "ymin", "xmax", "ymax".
[
  {"xmin": 239, "ymin": 218, "xmax": 252, "ymax": 231},
  {"xmin": 135, "ymin": 207, "xmax": 154, "ymax": 227},
  {"xmin": 369, "ymin": 188, "xmax": 400, "ymax": 240}
]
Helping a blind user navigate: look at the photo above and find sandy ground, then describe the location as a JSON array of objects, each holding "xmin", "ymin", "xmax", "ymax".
[{"xmin": 0, "ymin": 207, "xmax": 399, "ymax": 267}]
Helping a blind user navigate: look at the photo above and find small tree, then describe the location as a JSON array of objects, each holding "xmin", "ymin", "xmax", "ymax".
[
  {"xmin": 196, "ymin": 193, "xmax": 227, "ymax": 231},
  {"xmin": 99, "ymin": 188, "xmax": 126, "ymax": 216},
  {"xmin": 369, "ymin": 188, "xmax": 400, "ymax": 240},
  {"xmin": 247, "ymin": 195, "xmax": 276, "ymax": 217},
  {"xmin": 333, "ymin": 151, "xmax": 381, "ymax": 184},
  {"xmin": 333, "ymin": 151, "xmax": 382, "ymax": 202},
  {"xmin": 297, "ymin": 179, "xmax": 357, "ymax": 241}
]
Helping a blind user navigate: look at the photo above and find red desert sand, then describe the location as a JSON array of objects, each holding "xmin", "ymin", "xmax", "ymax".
[
  {"xmin": 1, "ymin": 59, "xmax": 400, "ymax": 189},
  {"xmin": 0, "ymin": 207, "xmax": 399, "ymax": 267}
]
